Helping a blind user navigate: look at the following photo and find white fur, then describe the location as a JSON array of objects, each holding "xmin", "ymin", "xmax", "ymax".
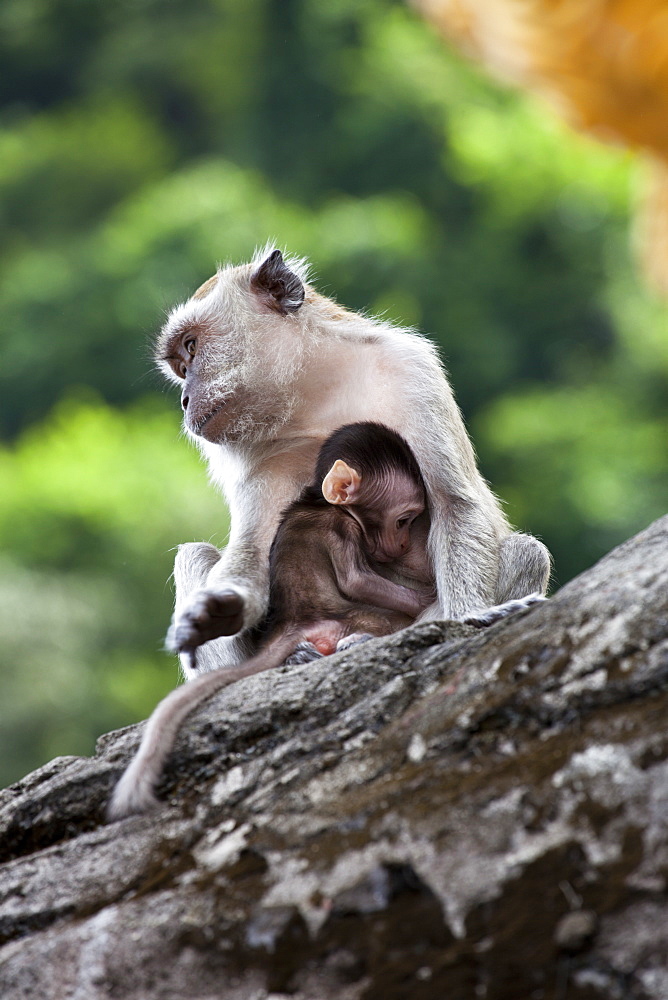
[
  {"xmin": 108, "ymin": 254, "xmax": 551, "ymax": 817},
  {"xmin": 155, "ymin": 248, "xmax": 550, "ymax": 676}
]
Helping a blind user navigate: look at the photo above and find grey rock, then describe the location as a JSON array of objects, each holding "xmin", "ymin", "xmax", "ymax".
[{"xmin": 1, "ymin": 516, "xmax": 668, "ymax": 999}]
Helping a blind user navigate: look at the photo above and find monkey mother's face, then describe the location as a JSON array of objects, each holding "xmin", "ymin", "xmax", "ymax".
[{"xmin": 154, "ymin": 250, "xmax": 309, "ymax": 445}]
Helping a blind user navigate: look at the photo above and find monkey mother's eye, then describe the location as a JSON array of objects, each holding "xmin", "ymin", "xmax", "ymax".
[{"xmin": 184, "ymin": 337, "xmax": 197, "ymax": 356}]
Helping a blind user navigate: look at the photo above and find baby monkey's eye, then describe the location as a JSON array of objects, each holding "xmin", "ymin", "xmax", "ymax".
[{"xmin": 396, "ymin": 517, "xmax": 409, "ymax": 528}]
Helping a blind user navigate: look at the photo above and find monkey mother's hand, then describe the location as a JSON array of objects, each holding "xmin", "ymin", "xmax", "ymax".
[{"xmin": 166, "ymin": 588, "xmax": 246, "ymax": 653}]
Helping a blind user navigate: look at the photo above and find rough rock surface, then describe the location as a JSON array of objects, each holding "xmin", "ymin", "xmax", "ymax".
[{"xmin": 1, "ymin": 516, "xmax": 667, "ymax": 999}]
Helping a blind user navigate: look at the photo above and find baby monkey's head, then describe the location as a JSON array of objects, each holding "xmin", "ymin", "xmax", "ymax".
[{"xmin": 317, "ymin": 422, "xmax": 426, "ymax": 562}]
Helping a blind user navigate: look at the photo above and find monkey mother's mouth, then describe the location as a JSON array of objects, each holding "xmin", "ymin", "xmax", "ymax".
[{"xmin": 193, "ymin": 404, "xmax": 227, "ymax": 437}]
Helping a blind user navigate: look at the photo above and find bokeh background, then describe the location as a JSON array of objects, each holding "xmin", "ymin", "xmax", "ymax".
[{"xmin": 1, "ymin": 0, "xmax": 666, "ymax": 788}]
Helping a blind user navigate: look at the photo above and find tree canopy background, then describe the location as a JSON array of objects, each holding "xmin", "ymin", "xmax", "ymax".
[{"xmin": 1, "ymin": 0, "xmax": 666, "ymax": 787}]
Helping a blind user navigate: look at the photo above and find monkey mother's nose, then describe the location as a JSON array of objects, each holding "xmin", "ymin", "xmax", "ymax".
[{"xmin": 181, "ymin": 394, "xmax": 189, "ymax": 412}]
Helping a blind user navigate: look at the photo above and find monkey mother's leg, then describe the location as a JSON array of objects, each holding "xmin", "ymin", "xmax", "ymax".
[
  {"xmin": 462, "ymin": 533, "xmax": 552, "ymax": 627},
  {"xmin": 168, "ymin": 477, "xmax": 300, "ymax": 670},
  {"xmin": 168, "ymin": 541, "xmax": 258, "ymax": 677},
  {"xmin": 495, "ymin": 532, "xmax": 551, "ymax": 603},
  {"xmin": 419, "ymin": 492, "xmax": 551, "ymax": 621}
]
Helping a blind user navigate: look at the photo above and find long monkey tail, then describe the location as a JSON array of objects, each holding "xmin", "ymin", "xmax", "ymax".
[{"xmin": 106, "ymin": 633, "xmax": 299, "ymax": 820}]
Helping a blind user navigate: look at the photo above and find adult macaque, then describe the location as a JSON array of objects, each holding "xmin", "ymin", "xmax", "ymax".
[
  {"xmin": 157, "ymin": 248, "xmax": 550, "ymax": 677},
  {"xmin": 108, "ymin": 423, "xmax": 434, "ymax": 819}
]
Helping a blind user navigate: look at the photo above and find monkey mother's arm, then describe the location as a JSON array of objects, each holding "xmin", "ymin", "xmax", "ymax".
[
  {"xmin": 399, "ymin": 384, "xmax": 519, "ymax": 619},
  {"xmin": 384, "ymin": 334, "xmax": 547, "ymax": 619},
  {"xmin": 167, "ymin": 466, "xmax": 307, "ymax": 664}
]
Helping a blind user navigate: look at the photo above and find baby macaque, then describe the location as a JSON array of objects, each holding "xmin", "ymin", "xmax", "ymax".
[{"xmin": 108, "ymin": 423, "xmax": 434, "ymax": 819}]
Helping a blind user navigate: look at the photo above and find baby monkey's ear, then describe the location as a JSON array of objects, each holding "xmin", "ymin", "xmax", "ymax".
[{"xmin": 322, "ymin": 460, "xmax": 362, "ymax": 505}]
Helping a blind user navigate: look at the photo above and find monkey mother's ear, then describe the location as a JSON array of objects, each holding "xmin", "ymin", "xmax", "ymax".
[
  {"xmin": 322, "ymin": 460, "xmax": 362, "ymax": 505},
  {"xmin": 250, "ymin": 249, "xmax": 305, "ymax": 315}
]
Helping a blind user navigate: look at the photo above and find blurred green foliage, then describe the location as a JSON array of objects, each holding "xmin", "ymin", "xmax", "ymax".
[
  {"xmin": 0, "ymin": 397, "xmax": 228, "ymax": 783},
  {"xmin": 0, "ymin": 0, "xmax": 666, "ymax": 786}
]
